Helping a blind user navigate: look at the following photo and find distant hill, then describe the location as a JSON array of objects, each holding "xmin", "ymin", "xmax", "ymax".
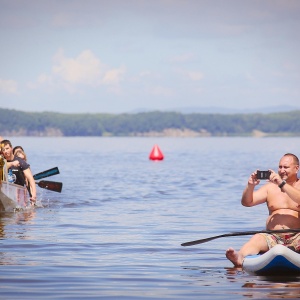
[
  {"xmin": 131, "ymin": 105, "xmax": 300, "ymax": 114},
  {"xmin": 167, "ymin": 105, "xmax": 300, "ymax": 114},
  {"xmin": 0, "ymin": 108, "xmax": 300, "ymax": 137}
]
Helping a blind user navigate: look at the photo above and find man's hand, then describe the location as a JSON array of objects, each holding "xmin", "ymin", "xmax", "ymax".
[
  {"xmin": 11, "ymin": 160, "xmax": 20, "ymax": 167},
  {"xmin": 269, "ymin": 169, "xmax": 283, "ymax": 186},
  {"xmin": 249, "ymin": 171, "xmax": 261, "ymax": 186},
  {"xmin": 30, "ymin": 196, "xmax": 37, "ymax": 205}
]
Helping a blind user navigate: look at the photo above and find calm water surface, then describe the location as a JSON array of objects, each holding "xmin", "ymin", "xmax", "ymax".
[{"xmin": 1, "ymin": 137, "xmax": 300, "ymax": 299}]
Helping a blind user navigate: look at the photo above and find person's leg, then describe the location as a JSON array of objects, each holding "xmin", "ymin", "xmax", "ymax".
[
  {"xmin": 226, "ymin": 234, "xmax": 269, "ymax": 266},
  {"xmin": 288, "ymin": 233, "xmax": 300, "ymax": 252}
]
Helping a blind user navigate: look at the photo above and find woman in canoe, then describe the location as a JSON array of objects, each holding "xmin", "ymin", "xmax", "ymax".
[
  {"xmin": 13, "ymin": 146, "xmax": 28, "ymax": 162},
  {"xmin": 226, "ymin": 153, "xmax": 300, "ymax": 266}
]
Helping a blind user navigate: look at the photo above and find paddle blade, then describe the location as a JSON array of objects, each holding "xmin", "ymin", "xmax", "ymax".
[
  {"xmin": 37, "ymin": 180, "xmax": 63, "ymax": 193},
  {"xmin": 33, "ymin": 167, "xmax": 60, "ymax": 180}
]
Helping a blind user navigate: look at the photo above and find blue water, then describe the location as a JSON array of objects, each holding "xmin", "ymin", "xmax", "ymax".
[{"xmin": 1, "ymin": 137, "xmax": 300, "ymax": 299}]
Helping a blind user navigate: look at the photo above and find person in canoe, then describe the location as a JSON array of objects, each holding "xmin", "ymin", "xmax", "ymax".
[
  {"xmin": 13, "ymin": 146, "xmax": 27, "ymax": 160},
  {"xmin": 1, "ymin": 139, "xmax": 37, "ymax": 204},
  {"xmin": 226, "ymin": 153, "xmax": 300, "ymax": 266}
]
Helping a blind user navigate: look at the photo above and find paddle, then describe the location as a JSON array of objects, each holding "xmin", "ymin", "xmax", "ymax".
[
  {"xmin": 36, "ymin": 180, "xmax": 63, "ymax": 193},
  {"xmin": 181, "ymin": 228, "xmax": 300, "ymax": 247},
  {"xmin": 33, "ymin": 167, "xmax": 60, "ymax": 180}
]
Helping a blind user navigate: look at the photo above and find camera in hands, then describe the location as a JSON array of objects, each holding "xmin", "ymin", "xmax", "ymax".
[{"xmin": 257, "ymin": 170, "xmax": 271, "ymax": 180}]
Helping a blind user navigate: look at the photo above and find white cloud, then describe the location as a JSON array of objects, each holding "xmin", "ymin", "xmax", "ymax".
[
  {"xmin": 52, "ymin": 49, "xmax": 102, "ymax": 86},
  {"xmin": 0, "ymin": 79, "xmax": 18, "ymax": 94},
  {"xmin": 102, "ymin": 66, "xmax": 126, "ymax": 85},
  {"xmin": 32, "ymin": 49, "xmax": 127, "ymax": 94}
]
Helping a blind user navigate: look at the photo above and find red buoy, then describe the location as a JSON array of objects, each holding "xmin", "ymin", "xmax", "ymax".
[{"xmin": 149, "ymin": 144, "xmax": 164, "ymax": 160}]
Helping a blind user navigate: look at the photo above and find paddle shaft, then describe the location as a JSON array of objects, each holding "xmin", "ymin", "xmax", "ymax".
[{"xmin": 181, "ymin": 229, "xmax": 300, "ymax": 246}]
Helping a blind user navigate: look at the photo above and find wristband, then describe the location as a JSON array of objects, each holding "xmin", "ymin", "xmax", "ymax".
[{"xmin": 278, "ymin": 180, "xmax": 286, "ymax": 189}]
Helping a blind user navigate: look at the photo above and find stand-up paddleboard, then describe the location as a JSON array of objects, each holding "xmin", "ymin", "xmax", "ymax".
[{"xmin": 243, "ymin": 245, "xmax": 300, "ymax": 276}]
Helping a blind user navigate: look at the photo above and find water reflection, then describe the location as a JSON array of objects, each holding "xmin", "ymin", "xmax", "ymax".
[
  {"xmin": 225, "ymin": 266, "xmax": 244, "ymax": 281},
  {"xmin": 0, "ymin": 210, "xmax": 37, "ymax": 265},
  {"xmin": 0, "ymin": 216, "xmax": 5, "ymax": 239},
  {"xmin": 226, "ymin": 267, "xmax": 300, "ymax": 299},
  {"xmin": 242, "ymin": 281, "xmax": 300, "ymax": 299},
  {"xmin": 0, "ymin": 210, "xmax": 36, "ymax": 226}
]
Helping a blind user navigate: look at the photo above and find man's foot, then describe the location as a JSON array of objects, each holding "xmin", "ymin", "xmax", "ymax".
[{"xmin": 226, "ymin": 247, "xmax": 243, "ymax": 267}]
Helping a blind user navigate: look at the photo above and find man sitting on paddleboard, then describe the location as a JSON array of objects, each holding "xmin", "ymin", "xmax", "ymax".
[
  {"xmin": 226, "ymin": 153, "xmax": 300, "ymax": 266},
  {"xmin": 1, "ymin": 139, "xmax": 37, "ymax": 204}
]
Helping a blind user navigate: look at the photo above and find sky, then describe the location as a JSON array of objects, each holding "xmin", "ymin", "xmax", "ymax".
[{"xmin": 0, "ymin": 0, "xmax": 300, "ymax": 114}]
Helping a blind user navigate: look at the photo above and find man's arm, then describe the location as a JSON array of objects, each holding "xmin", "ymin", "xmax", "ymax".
[
  {"xmin": 241, "ymin": 171, "xmax": 268, "ymax": 207},
  {"xmin": 269, "ymin": 172, "xmax": 300, "ymax": 205},
  {"xmin": 23, "ymin": 168, "xmax": 37, "ymax": 203},
  {"xmin": 6, "ymin": 161, "xmax": 20, "ymax": 169},
  {"xmin": 280, "ymin": 184, "xmax": 300, "ymax": 204}
]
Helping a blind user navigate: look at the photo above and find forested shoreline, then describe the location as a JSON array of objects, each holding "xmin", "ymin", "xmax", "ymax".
[{"xmin": 0, "ymin": 108, "xmax": 299, "ymax": 137}]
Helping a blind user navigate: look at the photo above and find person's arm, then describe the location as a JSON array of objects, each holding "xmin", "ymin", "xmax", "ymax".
[
  {"xmin": 6, "ymin": 161, "xmax": 20, "ymax": 169},
  {"xmin": 281, "ymin": 184, "xmax": 300, "ymax": 204},
  {"xmin": 23, "ymin": 168, "xmax": 37, "ymax": 203},
  {"xmin": 269, "ymin": 171, "xmax": 300, "ymax": 205},
  {"xmin": 241, "ymin": 170, "xmax": 268, "ymax": 207}
]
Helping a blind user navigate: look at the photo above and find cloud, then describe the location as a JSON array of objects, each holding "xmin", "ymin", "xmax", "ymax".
[
  {"xmin": 52, "ymin": 49, "xmax": 102, "ymax": 86},
  {"xmin": 0, "ymin": 79, "xmax": 18, "ymax": 94},
  {"xmin": 32, "ymin": 49, "xmax": 127, "ymax": 93},
  {"xmin": 102, "ymin": 66, "xmax": 126, "ymax": 85}
]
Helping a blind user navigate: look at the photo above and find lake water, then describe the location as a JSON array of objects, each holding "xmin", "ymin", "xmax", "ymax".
[{"xmin": 1, "ymin": 137, "xmax": 300, "ymax": 299}]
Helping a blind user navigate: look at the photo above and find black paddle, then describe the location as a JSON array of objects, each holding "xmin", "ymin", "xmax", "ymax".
[
  {"xmin": 33, "ymin": 167, "xmax": 60, "ymax": 180},
  {"xmin": 36, "ymin": 180, "xmax": 63, "ymax": 193},
  {"xmin": 181, "ymin": 228, "xmax": 300, "ymax": 247}
]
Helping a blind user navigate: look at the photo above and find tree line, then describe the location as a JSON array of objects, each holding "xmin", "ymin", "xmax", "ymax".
[{"xmin": 0, "ymin": 108, "xmax": 299, "ymax": 137}]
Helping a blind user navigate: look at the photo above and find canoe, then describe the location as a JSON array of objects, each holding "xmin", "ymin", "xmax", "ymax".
[
  {"xmin": 243, "ymin": 244, "xmax": 300, "ymax": 276},
  {"xmin": 0, "ymin": 181, "xmax": 33, "ymax": 212},
  {"xmin": 0, "ymin": 157, "xmax": 33, "ymax": 212}
]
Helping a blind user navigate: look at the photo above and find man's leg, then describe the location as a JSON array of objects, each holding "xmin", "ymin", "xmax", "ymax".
[{"xmin": 226, "ymin": 234, "xmax": 269, "ymax": 266}]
